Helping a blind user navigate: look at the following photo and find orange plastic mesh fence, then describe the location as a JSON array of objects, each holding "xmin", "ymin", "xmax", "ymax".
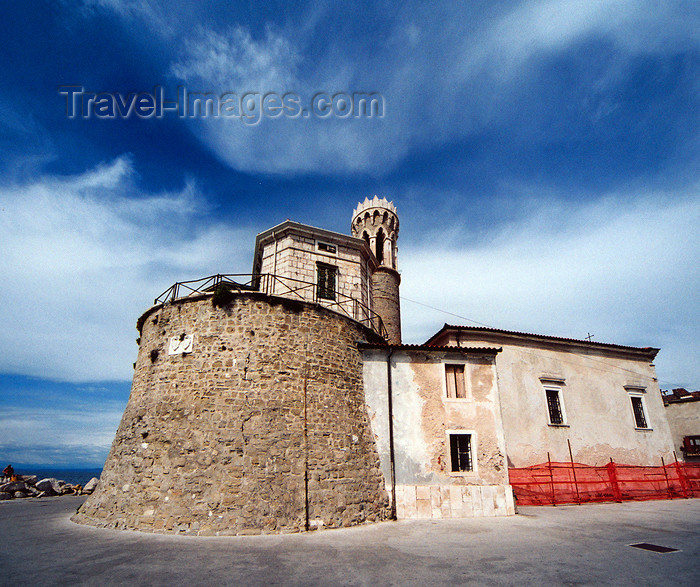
[{"xmin": 509, "ymin": 461, "xmax": 700, "ymax": 506}]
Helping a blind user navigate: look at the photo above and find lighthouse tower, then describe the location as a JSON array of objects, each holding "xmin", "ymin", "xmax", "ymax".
[{"xmin": 352, "ymin": 196, "xmax": 402, "ymax": 344}]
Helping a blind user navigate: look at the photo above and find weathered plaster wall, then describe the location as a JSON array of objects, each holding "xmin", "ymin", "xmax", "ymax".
[
  {"xmin": 664, "ymin": 400, "xmax": 700, "ymax": 460},
  {"xmin": 362, "ymin": 349, "xmax": 514, "ymax": 518},
  {"xmin": 74, "ymin": 293, "xmax": 389, "ymax": 535},
  {"xmin": 438, "ymin": 333, "xmax": 675, "ymax": 467}
]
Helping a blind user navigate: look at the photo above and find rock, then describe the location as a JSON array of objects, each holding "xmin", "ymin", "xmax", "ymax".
[
  {"xmin": 0, "ymin": 481, "xmax": 28, "ymax": 493},
  {"xmin": 17, "ymin": 475, "xmax": 38, "ymax": 485},
  {"xmin": 83, "ymin": 478, "xmax": 99, "ymax": 494},
  {"xmin": 26, "ymin": 486, "xmax": 40, "ymax": 497},
  {"xmin": 36, "ymin": 478, "xmax": 61, "ymax": 495},
  {"xmin": 13, "ymin": 491, "xmax": 28, "ymax": 498},
  {"xmin": 0, "ymin": 492, "xmax": 12, "ymax": 500}
]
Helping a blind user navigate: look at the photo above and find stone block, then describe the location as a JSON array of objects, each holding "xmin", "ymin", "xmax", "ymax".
[
  {"xmin": 481, "ymin": 485, "xmax": 496, "ymax": 517},
  {"xmin": 470, "ymin": 486, "xmax": 483, "ymax": 517},
  {"xmin": 416, "ymin": 485, "xmax": 430, "ymax": 501},
  {"xmin": 416, "ymin": 498, "xmax": 431, "ymax": 518}
]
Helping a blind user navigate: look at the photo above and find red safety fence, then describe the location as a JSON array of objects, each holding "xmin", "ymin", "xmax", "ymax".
[{"xmin": 509, "ymin": 460, "xmax": 700, "ymax": 505}]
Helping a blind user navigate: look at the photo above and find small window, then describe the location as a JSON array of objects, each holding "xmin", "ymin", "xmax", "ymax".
[
  {"xmin": 375, "ymin": 228, "xmax": 385, "ymax": 263},
  {"xmin": 683, "ymin": 436, "xmax": 700, "ymax": 455},
  {"xmin": 449, "ymin": 434, "xmax": 473, "ymax": 472},
  {"xmin": 316, "ymin": 262, "xmax": 337, "ymax": 300},
  {"xmin": 317, "ymin": 241, "xmax": 336, "ymax": 254},
  {"xmin": 631, "ymin": 396, "xmax": 649, "ymax": 429},
  {"xmin": 445, "ymin": 364, "xmax": 466, "ymax": 399},
  {"xmin": 546, "ymin": 388, "xmax": 564, "ymax": 425}
]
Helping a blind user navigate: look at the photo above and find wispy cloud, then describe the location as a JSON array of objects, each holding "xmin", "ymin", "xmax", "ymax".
[
  {"xmin": 0, "ymin": 157, "xmax": 255, "ymax": 382},
  {"xmin": 156, "ymin": 1, "xmax": 700, "ymax": 176}
]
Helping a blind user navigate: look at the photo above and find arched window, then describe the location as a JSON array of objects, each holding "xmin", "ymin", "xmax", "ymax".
[
  {"xmin": 375, "ymin": 229, "xmax": 385, "ymax": 264},
  {"xmin": 362, "ymin": 231, "xmax": 370, "ymax": 247}
]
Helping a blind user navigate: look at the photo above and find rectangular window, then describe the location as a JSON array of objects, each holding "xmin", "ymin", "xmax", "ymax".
[
  {"xmin": 546, "ymin": 389, "xmax": 564, "ymax": 425},
  {"xmin": 631, "ymin": 396, "xmax": 648, "ymax": 429},
  {"xmin": 316, "ymin": 262, "xmax": 337, "ymax": 300},
  {"xmin": 449, "ymin": 434, "xmax": 473, "ymax": 472},
  {"xmin": 445, "ymin": 364, "xmax": 466, "ymax": 399},
  {"xmin": 317, "ymin": 241, "xmax": 337, "ymax": 254},
  {"xmin": 683, "ymin": 436, "xmax": 700, "ymax": 456}
]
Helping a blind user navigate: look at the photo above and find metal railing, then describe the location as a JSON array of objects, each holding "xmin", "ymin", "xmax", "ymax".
[{"xmin": 154, "ymin": 273, "xmax": 387, "ymax": 339}]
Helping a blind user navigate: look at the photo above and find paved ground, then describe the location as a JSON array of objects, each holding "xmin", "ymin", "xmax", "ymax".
[{"xmin": 1, "ymin": 497, "xmax": 699, "ymax": 586}]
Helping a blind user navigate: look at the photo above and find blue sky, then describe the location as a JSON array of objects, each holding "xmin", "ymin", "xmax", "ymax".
[{"xmin": 1, "ymin": 0, "xmax": 698, "ymax": 467}]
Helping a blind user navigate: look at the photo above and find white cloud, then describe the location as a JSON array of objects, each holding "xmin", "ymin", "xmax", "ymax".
[
  {"xmin": 0, "ymin": 156, "xmax": 255, "ymax": 382},
  {"xmin": 399, "ymin": 187, "xmax": 700, "ymax": 389},
  {"xmin": 169, "ymin": 25, "xmax": 396, "ymax": 175},
  {"xmin": 0, "ymin": 404, "xmax": 124, "ymax": 466},
  {"xmin": 81, "ymin": 0, "xmax": 175, "ymax": 36}
]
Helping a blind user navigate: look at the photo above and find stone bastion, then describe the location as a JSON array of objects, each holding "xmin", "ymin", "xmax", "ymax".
[{"xmin": 73, "ymin": 291, "xmax": 390, "ymax": 535}]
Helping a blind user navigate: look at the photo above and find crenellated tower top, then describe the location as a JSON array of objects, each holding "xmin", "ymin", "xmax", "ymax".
[{"xmin": 352, "ymin": 196, "xmax": 398, "ymax": 220}]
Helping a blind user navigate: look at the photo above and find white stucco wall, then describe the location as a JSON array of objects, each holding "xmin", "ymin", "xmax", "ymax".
[
  {"xmin": 664, "ymin": 400, "xmax": 700, "ymax": 460},
  {"xmin": 435, "ymin": 332, "xmax": 676, "ymax": 467}
]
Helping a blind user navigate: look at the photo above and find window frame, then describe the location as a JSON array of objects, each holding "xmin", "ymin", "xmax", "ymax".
[
  {"xmin": 625, "ymin": 385, "xmax": 653, "ymax": 432},
  {"xmin": 316, "ymin": 262, "xmax": 337, "ymax": 301},
  {"xmin": 443, "ymin": 362, "xmax": 469, "ymax": 400},
  {"xmin": 626, "ymin": 387, "xmax": 651, "ymax": 430},
  {"xmin": 445, "ymin": 430, "xmax": 477, "ymax": 476},
  {"xmin": 540, "ymin": 378, "xmax": 568, "ymax": 427},
  {"xmin": 683, "ymin": 435, "xmax": 700, "ymax": 456}
]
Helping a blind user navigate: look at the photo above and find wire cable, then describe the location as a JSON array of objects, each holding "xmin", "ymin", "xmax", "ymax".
[{"xmin": 400, "ymin": 295, "xmax": 667, "ymax": 385}]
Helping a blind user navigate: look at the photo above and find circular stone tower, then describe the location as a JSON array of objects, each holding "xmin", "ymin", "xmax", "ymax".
[
  {"xmin": 73, "ymin": 291, "xmax": 389, "ymax": 535},
  {"xmin": 351, "ymin": 197, "xmax": 401, "ymax": 344}
]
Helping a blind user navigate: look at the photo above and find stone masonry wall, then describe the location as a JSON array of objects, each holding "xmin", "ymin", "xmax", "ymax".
[
  {"xmin": 73, "ymin": 293, "xmax": 389, "ymax": 535},
  {"xmin": 371, "ymin": 268, "xmax": 401, "ymax": 344},
  {"xmin": 260, "ymin": 234, "xmax": 370, "ymax": 308}
]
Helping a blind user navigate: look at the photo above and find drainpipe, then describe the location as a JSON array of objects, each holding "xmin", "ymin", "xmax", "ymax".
[{"xmin": 386, "ymin": 347, "xmax": 397, "ymax": 520}]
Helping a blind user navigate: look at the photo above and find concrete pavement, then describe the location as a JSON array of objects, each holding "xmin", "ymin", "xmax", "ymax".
[{"xmin": 1, "ymin": 496, "xmax": 699, "ymax": 586}]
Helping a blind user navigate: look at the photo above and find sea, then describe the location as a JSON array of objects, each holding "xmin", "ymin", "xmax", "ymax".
[{"xmin": 12, "ymin": 467, "xmax": 103, "ymax": 486}]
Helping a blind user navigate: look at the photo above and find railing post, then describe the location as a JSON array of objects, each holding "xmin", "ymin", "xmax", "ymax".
[
  {"xmin": 661, "ymin": 456, "xmax": 673, "ymax": 499},
  {"xmin": 547, "ymin": 452, "xmax": 556, "ymax": 506},
  {"xmin": 673, "ymin": 451, "xmax": 689, "ymax": 498},
  {"xmin": 567, "ymin": 439, "xmax": 581, "ymax": 505},
  {"xmin": 607, "ymin": 459, "xmax": 622, "ymax": 502}
]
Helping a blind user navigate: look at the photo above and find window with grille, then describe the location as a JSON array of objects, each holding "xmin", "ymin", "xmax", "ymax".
[
  {"xmin": 445, "ymin": 364, "xmax": 467, "ymax": 399},
  {"xmin": 449, "ymin": 434, "xmax": 473, "ymax": 472},
  {"xmin": 631, "ymin": 396, "xmax": 649, "ymax": 429},
  {"xmin": 546, "ymin": 388, "xmax": 564, "ymax": 425},
  {"xmin": 316, "ymin": 262, "xmax": 337, "ymax": 300}
]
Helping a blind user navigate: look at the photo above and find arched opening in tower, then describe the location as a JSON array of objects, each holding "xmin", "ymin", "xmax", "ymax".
[
  {"xmin": 362, "ymin": 231, "xmax": 370, "ymax": 247},
  {"xmin": 375, "ymin": 229, "xmax": 385, "ymax": 264}
]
